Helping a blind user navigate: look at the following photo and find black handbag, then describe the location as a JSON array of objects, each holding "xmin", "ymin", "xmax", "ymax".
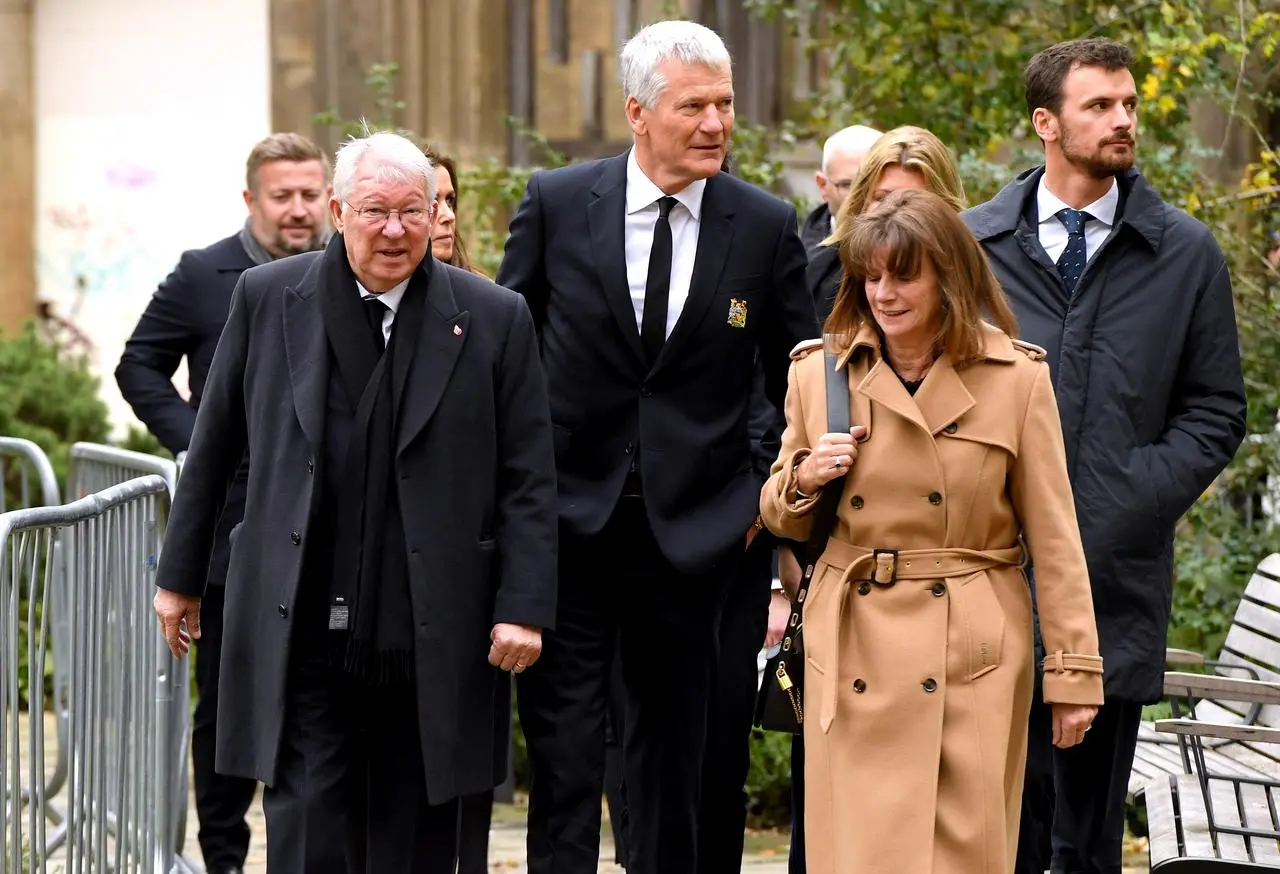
[{"xmin": 753, "ymin": 347, "xmax": 851, "ymax": 734}]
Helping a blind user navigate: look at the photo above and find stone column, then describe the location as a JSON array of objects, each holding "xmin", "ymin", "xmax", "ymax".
[{"xmin": 0, "ymin": 0, "xmax": 35, "ymax": 337}]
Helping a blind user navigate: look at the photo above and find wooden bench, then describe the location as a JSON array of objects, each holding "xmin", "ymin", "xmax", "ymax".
[
  {"xmin": 1136, "ymin": 554, "xmax": 1280, "ymax": 869},
  {"xmin": 1129, "ymin": 554, "xmax": 1280, "ymax": 801}
]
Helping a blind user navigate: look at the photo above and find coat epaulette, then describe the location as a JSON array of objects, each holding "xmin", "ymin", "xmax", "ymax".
[
  {"xmin": 790, "ymin": 338, "xmax": 824, "ymax": 361},
  {"xmin": 1010, "ymin": 338, "xmax": 1047, "ymax": 361}
]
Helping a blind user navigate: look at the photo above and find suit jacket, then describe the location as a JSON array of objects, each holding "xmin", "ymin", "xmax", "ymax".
[
  {"xmin": 154, "ymin": 251, "xmax": 559, "ymax": 800},
  {"xmin": 115, "ymin": 232, "xmax": 254, "ymax": 585},
  {"xmin": 800, "ymin": 203, "xmax": 842, "ymax": 323},
  {"xmin": 497, "ymin": 151, "xmax": 818, "ymax": 573}
]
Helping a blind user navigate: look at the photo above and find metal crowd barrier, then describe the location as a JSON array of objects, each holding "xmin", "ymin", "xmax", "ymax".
[
  {"xmin": 63, "ymin": 443, "xmax": 193, "ymax": 869},
  {"xmin": 0, "ymin": 439, "xmax": 69, "ymax": 851},
  {"xmin": 0, "ymin": 438, "xmax": 60, "ymax": 513},
  {"xmin": 1, "ymin": 476, "xmax": 189, "ymax": 873},
  {"xmin": 67, "ymin": 443, "xmax": 178, "ymax": 503}
]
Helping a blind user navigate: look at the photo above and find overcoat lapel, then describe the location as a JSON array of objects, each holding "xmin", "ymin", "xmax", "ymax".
[
  {"xmin": 396, "ymin": 259, "xmax": 469, "ymax": 456},
  {"xmin": 282, "ymin": 256, "xmax": 329, "ymax": 451}
]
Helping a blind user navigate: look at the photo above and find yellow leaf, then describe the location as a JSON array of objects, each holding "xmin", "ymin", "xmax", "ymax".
[
  {"xmin": 1254, "ymin": 169, "xmax": 1275, "ymax": 188},
  {"xmin": 1157, "ymin": 94, "xmax": 1177, "ymax": 114},
  {"xmin": 1177, "ymin": 63, "xmax": 1193, "ymax": 78},
  {"xmin": 1142, "ymin": 74, "xmax": 1161, "ymax": 99},
  {"xmin": 1185, "ymin": 191, "xmax": 1201, "ymax": 214}
]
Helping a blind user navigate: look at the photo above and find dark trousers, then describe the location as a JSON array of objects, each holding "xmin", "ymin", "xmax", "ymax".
[
  {"xmin": 696, "ymin": 534, "xmax": 773, "ymax": 874},
  {"xmin": 1017, "ymin": 691, "xmax": 1144, "ymax": 874},
  {"xmin": 519, "ymin": 496, "xmax": 734, "ymax": 874},
  {"xmin": 263, "ymin": 630, "xmax": 460, "ymax": 873},
  {"xmin": 457, "ymin": 790, "xmax": 493, "ymax": 874},
  {"xmin": 192, "ymin": 583, "xmax": 257, "ymax": 872},
  {"xmin": 789, "ymin": 733, "xmax": 805, "ymax": 874}
]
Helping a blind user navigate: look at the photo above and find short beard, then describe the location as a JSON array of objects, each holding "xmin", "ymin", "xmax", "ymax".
[
  {"xmin": 273, "ymin": 228, "xmax": 322, "ymax": 255},
  {"xmin": 1062, "ymin": 130, "xmax": 1135, "ymax": 180}
]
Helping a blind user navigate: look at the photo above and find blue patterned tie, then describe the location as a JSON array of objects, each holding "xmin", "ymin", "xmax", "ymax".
[{"xmin": 1055, "ymin": 208, "xmax": 1093, "ymax": 294}]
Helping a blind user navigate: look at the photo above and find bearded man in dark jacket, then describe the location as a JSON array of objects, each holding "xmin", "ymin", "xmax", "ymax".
[{"xmin": 963, "ymin": 39, "xmax": 1245, "ymax": 874}]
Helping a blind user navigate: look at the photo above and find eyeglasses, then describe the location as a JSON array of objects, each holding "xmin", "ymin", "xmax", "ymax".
[
  {"xmin": 345, "ymin": 202, "xmax": 432, "ymax": 227},
  {"xmin": 831, "ymin": 179, "xmax": 855, "ymax": 192}
]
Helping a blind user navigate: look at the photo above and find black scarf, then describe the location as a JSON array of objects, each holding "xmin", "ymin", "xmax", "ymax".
[{"xmin": 316, "ymin": 234, "xmax": 428, "ymax": 683}]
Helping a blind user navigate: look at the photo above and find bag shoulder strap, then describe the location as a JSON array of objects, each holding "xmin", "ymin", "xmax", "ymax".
[{"xmin": 787, "ymin": 344, "xmax": 851, "ymax": 618}]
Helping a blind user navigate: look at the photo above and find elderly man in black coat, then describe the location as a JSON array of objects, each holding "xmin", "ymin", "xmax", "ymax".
[
  {"xmin": 963, "ymin": 39, "xmax": 1246, "ymax": 874},
  {"xmin": 153, "ymin": 130, "xmax": 558, "ymax": 873}
]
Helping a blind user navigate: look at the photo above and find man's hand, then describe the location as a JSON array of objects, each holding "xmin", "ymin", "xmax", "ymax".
[
  {"xmin": 765, "ymin": 590, "xmax": 791, "ymax": 648},
  {"xmin": 490, "ymin": 623, "xmax": 543, "ymax": 674},
  {"xmin": 1051, "ymin": 703, "xmax": 1098, "ymax": 749},
  {"xmin": 778, "ymin": 545, "xmax": 803, "ymax": 600},
  {"xmin": 154, "ymin": 588, "xmax": 202, "ymax": 659}
]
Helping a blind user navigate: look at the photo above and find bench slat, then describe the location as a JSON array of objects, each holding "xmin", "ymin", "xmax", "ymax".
[
  {"xmin": 1145, "ymin": 775, "xmax": 1182, "ymax": 865},
  {"xmin": 1236, "ymin": 780, "xmax": 1280, "ymax": 863},
  {"xmin": 1176, "ymin": 773, "xmax": 1221, "ymax": 859}
]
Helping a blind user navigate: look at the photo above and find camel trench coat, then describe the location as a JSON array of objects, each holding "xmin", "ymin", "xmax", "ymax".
[{"xmin": 761, "ymin": 323, "xmax": 1104, "ymax": 874}]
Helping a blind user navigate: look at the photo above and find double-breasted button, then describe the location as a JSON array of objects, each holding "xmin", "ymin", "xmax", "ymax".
[
  {"xmin": 857, "ymin": 582, "xmax": 871, "ymax": 596},
  {"xmin": 922, "ymin": 678, "xmax": 938, "ymax": 693},
  {"xmin": 850, "ymin": 495, "xmax": 864, "ymax": 510},
  {"xmin": 852, "ymin": 679, "xmax": 867, "ymax": 693},
  {"xmin": 277, "ymin": 603, "xmax": 289, "ymax": 618},
  {"xmin": 931, "ymin": 582, "xmax": 947, "ymax": 597},
  {"xmin": 943, "ymin": 422, "xmax": 958, "ymax": 435},
  {"xmin": 928, "ymin": 491, "xmax": 943, "ymax": 505},
  {"xmin": 290, "ymin": 531, "xmax": 301, "ymax": 545}
]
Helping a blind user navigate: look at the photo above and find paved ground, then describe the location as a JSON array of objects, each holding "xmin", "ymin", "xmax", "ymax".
[{"xmin": 18, "ymin": 711, "xmax": 1148, "ymax": 872}]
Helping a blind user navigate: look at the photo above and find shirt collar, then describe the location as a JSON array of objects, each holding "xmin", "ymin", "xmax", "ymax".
[
  {"xmin": 1036, "ymin": 176, "xmax": 1119, "ymax": 228},
  {"xmin": 625, "ymin": 147, "xmax": 706, "ymax": 221},
  {"xmin": 357, "ymin": 277, "xmax": 410, "ymax": 312}
]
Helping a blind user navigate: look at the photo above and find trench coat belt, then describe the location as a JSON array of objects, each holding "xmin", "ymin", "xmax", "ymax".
[{"xmin": 815, "ymin": 541, "xmax": 1025, "ymax": 733}]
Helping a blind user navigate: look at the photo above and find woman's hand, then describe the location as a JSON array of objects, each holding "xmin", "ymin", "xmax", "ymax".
[
  {"xmin": 1051, "ymin": 703, "xmax": 1098, "ymax": 749},
  {"xmin": 796, "ymin": 426, "xmax": 867, "ymax": 494}
]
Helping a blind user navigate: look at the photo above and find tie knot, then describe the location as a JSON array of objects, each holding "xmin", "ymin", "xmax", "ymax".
[
  {"xmin": 657, "ymin": 196, "xmax": 677, "ymax": 219},
  {"xmin": 1056, "ymin": 208, "xmax": 1093, "ymax": 235}
]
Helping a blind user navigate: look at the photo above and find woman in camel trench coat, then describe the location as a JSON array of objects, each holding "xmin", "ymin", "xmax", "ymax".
[{"xmin": 761, "ymin": 189, "xmax": 1104, "ymax": 874}]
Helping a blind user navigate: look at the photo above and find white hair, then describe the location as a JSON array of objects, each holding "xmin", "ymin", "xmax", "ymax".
[
  {"xmin": 821, "ymin": 124, "xmax": 884, "ymax": 175},
  {"xmin": 332, "ymin": 123, "xmax": 436, "ymax": 206},
  {"xmin": 619, "ymin": 20, "xmax": 732, "ymax": 110}
]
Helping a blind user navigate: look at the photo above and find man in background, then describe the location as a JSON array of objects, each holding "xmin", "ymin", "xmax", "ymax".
[
  {"xmin": 116, "ymin": 131, "xmax": 330, "ymax": 874},
  {"xmin": 800, "ymin": 124, "xmax": 882, "ymax": 321}
]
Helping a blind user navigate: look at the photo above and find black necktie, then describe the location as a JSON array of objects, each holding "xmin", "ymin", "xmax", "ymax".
[
  {"xmin": 641, "ymin": 196, "xmax": 678, "ymax": 366},
  {"xmin": 363, "ymin": 296, "xmax": 389, "ymax": 354},
  {"xmin": 1055, "ymin": 208, "xmax": 1093, "ymax": 294}
]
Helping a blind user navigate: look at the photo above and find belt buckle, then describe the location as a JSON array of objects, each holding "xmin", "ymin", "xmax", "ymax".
[{"xmin": 872, "ymin": 548, "xmax": 898, "ymax": 586}]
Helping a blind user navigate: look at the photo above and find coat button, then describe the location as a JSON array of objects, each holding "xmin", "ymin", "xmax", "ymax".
[
  {"xmin": 928, "ymin": 491, "xmax": 943, "ymax": 505},
  {"xmin": 857, "ymin": 582, "xmax": 871, "ymax": 596},
  {"xmin": 641, "ymin": 385, "xmax": 653, "ymax": 397},
  {"xmin": 290, "ymin": 531, "xmax": 301, "ymax": 545},
  {"xmin": 943, "ymin": 422, "xmax": 958, "ymax": 434},
  {"xmin": 306, "ymin": 459, "xmax": 314, "ymax": 474},
  {"xmin": 850, "ymin": 495, "xmax": 864, "ymax": 510},
  {"xmin": 922, "ymin": 678, "xmax": 938, "ymax": 693},
  {"xmin": 624, "ymin": 442, "xmax": 634, "ymax": 455},
  {"xmin": 277, "ymin": 603, "xmax": 288, "ymax": 618},
  {"xmin": 852, "ymin": 679, "xmax": 867, "ymax": 693},
  {"xmin": 931, "ymin": 582, "xmax": 947, "ymax": 597}
]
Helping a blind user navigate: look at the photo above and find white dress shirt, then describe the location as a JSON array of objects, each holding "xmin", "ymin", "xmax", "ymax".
[
  {"xmin": 358, "ymin": 278, "xmax": 409, "ymax": 344},
  {"xmin": 1036, "ymin": 177, "xmax": 1119, "ymax": 264},
  {"xmin": 624, "ymin": 148, "xmax": 706, "ymax": 340}
]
